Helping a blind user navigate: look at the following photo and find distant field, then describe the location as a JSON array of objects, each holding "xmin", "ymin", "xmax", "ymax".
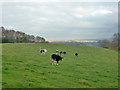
[{"xmin": 2, "ymin": 43, "xmax": 118, "ymax": 88}]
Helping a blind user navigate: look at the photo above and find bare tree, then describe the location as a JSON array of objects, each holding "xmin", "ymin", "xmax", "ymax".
[
  {"xmin": 111, "ymin": 33, "xmax": 120, "ymax": 50},
  {"xmin": 1, "ymin": 26, "xmax": 46, "ymax": 43},
  {"xmin": 98, "ymin": 40, "xmax": 111, "ymax": 48}
]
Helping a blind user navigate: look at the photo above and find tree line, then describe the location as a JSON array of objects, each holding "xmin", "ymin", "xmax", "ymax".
[
  {"xmin": 98, "ymin": 33, "xmax": 120, "ymax": 50},
  {"xmin": 0, "ymin": 26, "xmax": 46, "ymax": 43}
]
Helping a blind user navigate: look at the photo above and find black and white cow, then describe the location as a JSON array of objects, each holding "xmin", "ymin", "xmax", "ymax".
[
  {"xmin": 51, "ymin": 54, "xmax": 63, "ymax": 65},
  {"xmin": 56, "ymin": 50, "xmax": 59, "ymax": 55},
  {"xmin": 43, "ymin": 49, "xmax": 47, "ymax": 53},
  {"xmin": 63, "ymin": 51, "xmax": 66, "ymax": 55},
  {"xmin": 40, "ymin": 48, "xmax": 47, "ymax": 54},
  {"xmin": 60, "ymin": 51, "xmax": 63, "ymax": 56},
  {"xmin": 75, "ymin": 53, "xmax": 78, "ymax": 58}
]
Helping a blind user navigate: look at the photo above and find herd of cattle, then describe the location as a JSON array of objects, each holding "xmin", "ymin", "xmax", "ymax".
[{"xmin": 40, "ymin": 48, "xmax": 78, "ymax": 65}]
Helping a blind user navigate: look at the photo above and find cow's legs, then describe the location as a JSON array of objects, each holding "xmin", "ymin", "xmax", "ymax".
[
  {"xmin": 41, "ymin": 52, "xmax": 43, "ymax": 55},
  {"xmin": 52, "ymin": 59, "xmax": 54, "ymax": 65},
  {"xmin": 54, "ymin": 60, "xmax": 56, "ymax": 65},
  {"xmin": 57, "ymin": 61, "xmax": 58, "ymax": 65}
]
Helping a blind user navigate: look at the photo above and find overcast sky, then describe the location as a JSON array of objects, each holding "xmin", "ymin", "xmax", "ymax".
[{"xmin": 1, "ymin": 1, "xmax": 118, "ymax": 40}]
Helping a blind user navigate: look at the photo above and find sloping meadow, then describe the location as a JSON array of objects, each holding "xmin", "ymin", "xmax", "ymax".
[{"xmin": 2, "ymin": 43, "xmax": 118, "ymax": 88}]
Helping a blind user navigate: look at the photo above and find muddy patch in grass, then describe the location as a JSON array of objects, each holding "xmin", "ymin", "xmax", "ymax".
[
  {"xmin": 31, "ymin": 70, "xmax": 35, "ymax": 72},
  {"xmin": 48, "ymin": 71, "xmax": 58, "ymax": 74},
  {"xmin": 4, "ymin": 68, "xmax": 9, "ymax": 70},
  {"xmin": 41, "ymin": 77, "xmax": 47, "ymax": 80},
  {"xmin": 5, "ymin": 63, "xmax": 12, "ymax": 65},
  {"xmin": 24, "ymin": 68, "xmax": 29, "ymax": 70},
  {"xmin": 40, "ymin": 72, "xmax": 46, "ymax": 75}
]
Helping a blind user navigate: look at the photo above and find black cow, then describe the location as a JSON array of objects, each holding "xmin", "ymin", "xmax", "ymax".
[
  {"xmin": 75, "ymin": 53, "xmax": 78, "ymax": 58},
  {"xmin": 60, "ymin": 51, "xmax": 62, "ymax": 56},
  {"xmin": 63, "ymin": 52, "xmax": 66, "ymax": 55},
  {"xmin": 51, "ymin": 54, "xmax": 63, "ymax": 65}
]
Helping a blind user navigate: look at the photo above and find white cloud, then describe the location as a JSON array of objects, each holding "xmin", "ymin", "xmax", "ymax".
[
  {"xmin": 0, "ymin": 0, "xmax": 119, "ymax": 2},
  {"xmin": 6, "ymin": 26, "xmax": 14, "ymax": 29},
  {"xmin": 74, "ymin": 14, "xmax": 84, "ymax": 18},
  {"xmin": 100, "ymin": 9, "xmax": 112, "ymax": 14},
  {"xmin": 16, "ymin": 6, "xmax": 36, "ymax": 11},
  {"xmin": 74, "ymin": 7, "xmax": 86, "ymax": 13},
  {"xmin": 91, "ymin": 9, "xmax": 113, "ymax": 16},
  {"xmin": 2, "ymin": 2, "xmax": 118, "ymax": 40},
  {"xmin": 73, "ymin": 7, "xmax": 90, "ymax": 16},
  {"xmin": 38, "ymin": 17, "xmax": 49, "ymax": 21},
  {"xmin": 0, "ymin": 3, "xmax": 2, "ymax": 25}
]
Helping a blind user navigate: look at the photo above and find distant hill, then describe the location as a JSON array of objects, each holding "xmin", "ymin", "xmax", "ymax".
[
  {"xmin": 47, "ymin": 40, "xmax": 98, "ymax": 43},
  {"xmin": 0, "ymin": 26, "xmax": 46, "ymax": 43},
  {"xmin": 74, "ymin": 38, "xmax": 113, "ymax": 41}
]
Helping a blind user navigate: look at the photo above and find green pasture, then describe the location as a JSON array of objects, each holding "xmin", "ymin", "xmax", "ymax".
[{"xmin": 2, "ymin": 43, "xmax": 118, "ymax": 88}]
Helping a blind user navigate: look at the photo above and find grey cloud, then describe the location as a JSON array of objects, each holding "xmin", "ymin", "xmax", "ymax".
[{"xmin": 2, "ymin": 2, "xmax": 118, "ymax": 40}]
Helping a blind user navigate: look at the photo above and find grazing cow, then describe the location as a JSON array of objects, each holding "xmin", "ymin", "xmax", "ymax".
[
  {"xmin": 40, "ymin": 48, "xmax": 47, "ymax": 55},
  {"xmin": 51, "ymin": 54, "xmax": 63, "ymax": 65},
  {"xmin": 60, "ymin": 51, "xmax": 62, "ymax": 56},
  {"xmin": 43, "ymin": 49, "xmax": 47, "ymax": 53},
  {"xmin": 40, "ymin": 48, "xmax": 43, "ymax": 54},
  {"xmin": 63, "ymin": 51, "xmax": 66, "ymax": 55},
  {"xmin": 40, "ymin": 48, "xmax": 42, "ymax": 52},
  {"xmin": 75, "ymin": 53, "xmax": 78, "ymax": 58},
  {"xmin": 40, "ymin": 49, "xmax": 44, "ymax": 54},
  {"xmin": 56, "ymin": 50, "xmax": 59, "ymax": 55}
]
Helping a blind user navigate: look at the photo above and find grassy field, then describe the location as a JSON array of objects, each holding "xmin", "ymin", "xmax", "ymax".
[{"xmin": 2, "ymin": 43, "xmax": 118, "ymax": 88}]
